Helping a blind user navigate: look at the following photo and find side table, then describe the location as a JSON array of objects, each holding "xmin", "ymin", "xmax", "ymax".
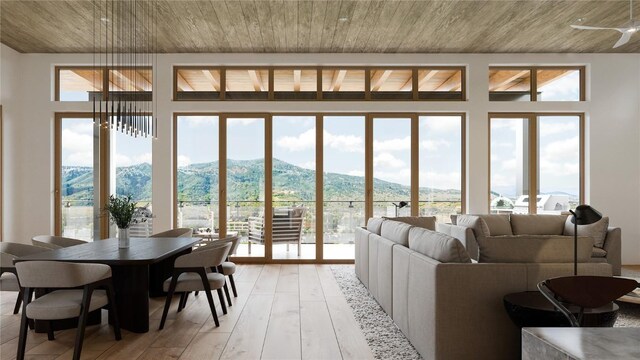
[{"xmin": 503, "ymin": 291, "xmax": 618, "ymax": 328}]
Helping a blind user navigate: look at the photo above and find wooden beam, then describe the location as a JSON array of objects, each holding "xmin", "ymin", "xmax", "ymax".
[
  {"xmin": 370, "ymin": 70, "xmax": 392, "ymax": 91},
  {"xmin": 176, "ymin": 73, "xmax": 194, "ymax": 91},
  {"xmin": 112, "ymin": 69, "xmax": 152, "ymax": 91},
  {"xmin": 489, "ymin": 70, "xmax": 529, "ymax": 91},
  {"xmin": 400, "ymin": 74, "xmax": 413, "ymax": 91},
  {"xmin": 70, "ymin": 69, "xmax": 102, "ymax": 91},
  {"xmin": 248, "ymin": 70, "xmax": 266, "ymax": 92},
  {"xmin": 329, "ymin": 69, "xmax": 347, "ymax": 91},
  {"xmin": 435, "ymin": 71, "xmax": 462, "ymax": 91},
  {"xmin": 201, "ymin": 69, "xmax": 220, "ymax": 91},
  {"xmin": 536, "ymin": 69, "xmax": 572, "ymax": 88},
  {"xmin": 293, "ymin": 70, "xmax": 301, "ymax": 92},
  {"xmin": 416, "ymin": 69, "xmax": 438, "ymax": 89}
]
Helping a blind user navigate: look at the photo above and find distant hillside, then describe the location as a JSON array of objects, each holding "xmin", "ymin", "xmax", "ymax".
[{"xmin": 62, "ymin": 159, "xmax": 461, "ymax": 203}]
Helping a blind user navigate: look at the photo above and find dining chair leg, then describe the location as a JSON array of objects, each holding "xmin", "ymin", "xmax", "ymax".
[
  {"xmin": 197, "ymin": 271, "xmax": 219, "ymax": 327},
  {"xmin": 47, "ymin": 321, "xmax": 55, "ymax": 340},
  {"xmin": 72, "ymin": 288, "xmax": 92, "ymax": 360},
  {"xmin": 177, "ymin": 292, "xmax": 186, "ymax": 313},
  {"xmin": 179, "ymin": 292, "xmax": 190, "ymax": 312},
  {"xmin": 13, "ymin": 289, "xmax": 23, "ymax": 315},
  {"xmin": 223, "ymin": 282, "xmax": 232, "ymax": 307},
  {"xmin": 216, "ymin": 289, "xmax": 227, "ymax": 315},
  {"xmin": 229, "ymin": 274, "xmax": 238, "ymax": 297},
  {"xmin": 16, "ymin": 289, "xmax": 31, "ymax": 360},
  {"xmin": 105, "ymin": 283, "xmax": 122, "ymax": 340},
  {"xmin": 159, "ymin": 276, "xmax": 178, "ymax": 330}
]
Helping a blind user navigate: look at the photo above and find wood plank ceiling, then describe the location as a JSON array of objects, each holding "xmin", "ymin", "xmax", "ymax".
[{"xmin": 1, "ymin": 0, "xmax": 637, "ymax": 53}]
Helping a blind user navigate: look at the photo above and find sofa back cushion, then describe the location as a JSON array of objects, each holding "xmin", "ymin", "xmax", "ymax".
[
  {"xmin": 456, "ymin": 215, "xmax": 490, "ymax": 237},
  {"xmin": 477, "ymin": 215, "xmax": 513, "ymax": 236},
  {"xmin": 381, "ymin": 220, "xmax": 413, "ymax": 246},
  {"xmin": 383, "ymin": 216, "xmax": 436, "ymax": 230},
  {"xmin": 510, "ymin": 214, "xmax": 567, "ymax": 235},
  {"xmin": 408, "ymin": 227, "xmax": 471, "ymax": 263},
  {"xmin": 563, "ymin": 216, "xmax": 610, "ymax": 249},
  {"xmin": 366, "ymin": 217, "xmax": 384, "ymax": 235},
  {"xmin": 476, "ymin": 235, "xmax": 593, "ymax": 263}
]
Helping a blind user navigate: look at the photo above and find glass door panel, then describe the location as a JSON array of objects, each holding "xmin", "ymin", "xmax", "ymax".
[
  {"xmin": 272, "ymin": 115, "xmax": 316, "ymax": 259},
  {"xmin": 418, "ymin": 115, "xmax": 463, "ymax": 223},
  {"xmin": 372, "ymin": 117, "xmax": 412, "ymax": 217},
  {"xmin": 59, "ymin": 116, "xmax": 99, "ymax": 240},
  {"xmin": 176, "ymin": 115, "xmax": 220, "ymax": 233},
  {"xmin": 323, "ymin": 115, "xmax": 365, "ymax": 260},
  {"xmin": 537, "ymin": 115, "xmax": 581, "ymax": 213},
  {"xmin": 490, "ymin": 116, "xmax": 530, "ymax": 214},
  {"xmin": 227, "ymin": 117, "xmax": 266, "ymax": 257}
]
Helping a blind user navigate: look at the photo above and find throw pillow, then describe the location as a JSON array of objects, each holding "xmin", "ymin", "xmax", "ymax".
[
  {"xmin": 382, "ymin": 216, "xmax": 436, "ymax": 230},
  {"xmin": 456, "ymin": 215, "xmax": 490, "ymax": 237},
  {"xmin": 477, "ymin": 235, "xmax": 593, "ymax": 263},
  {"xmin": 563, "ymin": 216, "xmax": 609, "ymax": 249},
  {"xmin": 408, "ymin": 227, "xmax": 471, "ymax": 263}
]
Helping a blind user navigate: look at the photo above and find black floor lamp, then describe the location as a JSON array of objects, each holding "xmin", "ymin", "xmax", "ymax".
[
  {"xmin": 393, "ymin": 201, "xmax": 409, "ymax": 217},
  {"xmin": 569, "ymin": 205, "xmax": 602, "ymax": 275}
]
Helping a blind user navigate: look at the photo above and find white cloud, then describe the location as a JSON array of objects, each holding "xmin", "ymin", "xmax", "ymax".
[
  {"xmin": 301, "ymin": 160, "xmax": 316, "ymax": 170},
  {"xmin": 228, "ymin": 118, "xmax": 259, "ymax": 126},
  {"xmin": 178, "ymin": 155, "xmax": 192, "ymax": 167},
  {"xmin": 501, "ymin": 158, "xmax": 518, "ymax": 171},
  {"xmin": 180, "ymin": 116, "xmax": 217, "ymax": 128},
  {"xmin": 540, "ymin": 136, "xmax": 579, "ymax": 160},
  {"xmin": 420, "ymin": 139, "xmax": 451, "ymax": 151},
  {"xmin": 325, "ymin": 130, "xmax": 363, "ymax": 152},
  {"xmin": 61, "ymin": 128, "xmax": 93, "ymax": 166},
  {"xmin": 374, "ymin": 152, "xmax": 405, "ymax": 168},
  {"xmin": 135, "ymin": 152, "xmax": 152, "ymax": 164},
  {"xmin": 276, "ymin": 129, "xmax": 315, "ymax": 151},
  {"xmin": 539, "ymin": 121, "xmax": 578, "ymax": 136},
  {"xmin": 420, "ymin": 116, "xmax": 461, "ymax": 133},
  {"xmin": 373, "ymin": 136, "xmax": 411, "ymax": 152},
  {"xmin": 347, "ymin": 170, "xmax": 365, "ymax": 177},
  {"xmin": 375, "ymin": 168, "xmax": 411, "ymax": 185},
  {"xmin": 115, "ymin": 153, "xmax": 132, "ymax": 167},
  {"xmin": 419, "ymin": 171, "xmax": 461, "ymax": 190}
]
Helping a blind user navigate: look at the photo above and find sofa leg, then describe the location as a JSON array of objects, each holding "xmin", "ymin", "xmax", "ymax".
[{"xmin": 248, "ymin": 242, "xmax": 251, "ymax": 255}]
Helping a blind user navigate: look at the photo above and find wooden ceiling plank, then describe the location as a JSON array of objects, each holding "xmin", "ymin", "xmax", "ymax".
[
  {"xmin": 255, "ymin": 0, "xmax": 276, "ymax": 53},
  {"xmin": 320, "ymin": 0, "xmax": 341, "ymax": 51},
  {"xmin": 177, "ymin": 73, "xmax": 194, "ymax": 92},
  {"xmin": 489, "ymin": 70, "xmax": 530, "ymax": 91},
  {"xmin": 70, "ymin": 70, "xmax": 103, "ymax": 91},
  {"xmin": 308, "ymin": 0, "xmax": 327, "ymax": 52},
  {"xmin": 435, "ymin": 71, "xmax": 462, "ymax": 91},
  {"xmin": 297, "ymin": 1, "xmax": 312, "ymax": 52},
  {"xmin": 248, "ymin": 70, "xmax": 266, "ymax": 92},
  {"xmin": 202, "ymin": 70, "xmax": 220, "ymax": 91},
  {"xmin": 370, "ymin": 69, "xmax": 392, "ymax": 91},
  {"xmin": 417, "ymin": 69, "xmax": 439, "ymax": 88},
  {"xmin": 536, "ymin": 69, "xmax": 573, "ymax": 88},
  {"xmin": 293, "ymin": 70, "xmax": 302, "ymax": 92},
  {"xmin": 330, "ymin": 69, "xmax": 347, "ymax": 91},
  {"xmin": 111, "ymin": 70, "xmax": 148, "ymax": 91}
]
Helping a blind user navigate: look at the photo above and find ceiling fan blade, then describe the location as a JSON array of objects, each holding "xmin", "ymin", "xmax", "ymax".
[
  {"xmin": 571, "ymin": 24, "xmax": 624, "ymax": 32},
  {"xmin": 613, "ymin": 31, "xmax": 633, "ymax": 48}
]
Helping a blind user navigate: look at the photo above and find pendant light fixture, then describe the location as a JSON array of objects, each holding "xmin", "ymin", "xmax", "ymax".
[{"xmin": 93, "ymin": 0, "xmax": 157, "ymax": 139}]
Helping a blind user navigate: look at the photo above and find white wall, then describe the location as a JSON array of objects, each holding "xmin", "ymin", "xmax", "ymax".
[{"xmin": 2, "ymin": 45, "xmax": 639, "ymax": 264}]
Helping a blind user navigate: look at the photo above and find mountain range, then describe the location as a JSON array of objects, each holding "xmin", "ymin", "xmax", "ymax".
[{"xmin": 62, "ymin": 159, "xmax": 461, "ymax": 203}]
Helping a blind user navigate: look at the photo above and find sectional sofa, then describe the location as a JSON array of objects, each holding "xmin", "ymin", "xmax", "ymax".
[
  {"xmin": 355, "ymin": 217, "xmax": 613, "ymax": 360},
  {"xmin": 438, "ymin": 213, "xmax": 621, "ymax": 275}
]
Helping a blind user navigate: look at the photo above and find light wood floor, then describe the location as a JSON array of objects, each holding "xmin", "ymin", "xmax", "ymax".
[{"xmin": 0, "ymin": 265, "xmax": 374, "ymax": 360}]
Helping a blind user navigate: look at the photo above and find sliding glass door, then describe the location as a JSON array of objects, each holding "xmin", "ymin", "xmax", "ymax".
[{"xmin": 56, "ymin": 114, "xmax": 101, "ymax": 240}]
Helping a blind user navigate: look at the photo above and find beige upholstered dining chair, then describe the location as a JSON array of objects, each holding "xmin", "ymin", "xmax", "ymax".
[
  {"xmin": 159, "ymin": 241, "xmax": 231, "ymax": 330},
  {"xmin": 150, "ymin": 228, "xmax": 193, "ymax": 238},
  {"xmin": 0, "ymin": 242, "xmax": 49, "ymax": 314},
  {"xmin": 15, "ymin": 261, "xmax": 121, "ymax": 360},
  {"xmin": 189, "ymin": 236, "xmax": 239, "ymax": 308},
  {"xmin": 31, "ymin": 235, "xmax": 87, "ymax": 250}
]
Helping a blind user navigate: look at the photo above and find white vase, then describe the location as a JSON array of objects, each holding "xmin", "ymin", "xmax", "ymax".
[{"xmin": 118, "ymin": 227, "xmax": 130, "ymax": 249}]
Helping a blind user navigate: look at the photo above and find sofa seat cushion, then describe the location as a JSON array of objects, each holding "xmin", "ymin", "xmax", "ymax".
[
  {"xmin": 408, "ymin": 227, "xmax": 471, "ymax": 263},
  {"xmin": 456, "ymin": 215, "xmax": 490, "ymax": 238},
  {"xmin": 366, "ymin": 218, "xmax": 384, "ymax": 235},
  {"xmin": 510, "ymin": 214, "xmax": 567, "ymax": 235},
  {"xmin": 0, "ymin": 272, "xmax": 19, "ymax": 292},
  {"xmin": 477, "ymin": 214, "xmax": 513, "ymax": 235},
  {"xmin": 381, "ymin": 220, "xmax": 413, "ymax": 247},
  {"xmin": 563, "ymin": 216, "xmax": 609, "ymax": 249},
  {"xmin": 592, "ymin": 247, "xmax": 607, "ymax": 258},
  {"xmin": 163, "ymin": 272, "xmax": 226, "ymax": 292},
  {"xmin": 477, "ymin": 235, "xmax": 593, "ymax": 263},
  {"xmin": 383, "ymin": 216, "xmax": 436, "ymax": 231}
]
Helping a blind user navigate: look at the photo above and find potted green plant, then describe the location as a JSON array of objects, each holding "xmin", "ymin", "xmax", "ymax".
[{"xmin": 104, "ymin": 195, "xmax": 144, "ymax": 248}]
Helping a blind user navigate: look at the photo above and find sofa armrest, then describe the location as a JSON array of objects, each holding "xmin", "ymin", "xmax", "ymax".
[
  {"xmin": 603, "ymin": 227, "xmax": 621, "ymax": 276},
  {"xmin": 436, "ymin": 223, "xmax": 478, "ymax": 261}
]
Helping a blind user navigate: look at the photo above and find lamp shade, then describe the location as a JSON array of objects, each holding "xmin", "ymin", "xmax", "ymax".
[
  {"xmin": 570, "ymin": 205, "xmax": 602, "ymax": 225},
  {"xmin": 398, "ymin": 201, "xmax": 409, "ymax": 208}
]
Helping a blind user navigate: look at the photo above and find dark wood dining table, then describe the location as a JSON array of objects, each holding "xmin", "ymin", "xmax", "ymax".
[{"xmin": 15, "ymin": 237, "xmax": 201, "ymax": 333}]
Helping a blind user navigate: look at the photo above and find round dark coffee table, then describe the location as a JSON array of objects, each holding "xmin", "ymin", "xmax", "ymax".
[{"xmin": 503, "ymin": 291, "xmax": 619, "ymax": 328}]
